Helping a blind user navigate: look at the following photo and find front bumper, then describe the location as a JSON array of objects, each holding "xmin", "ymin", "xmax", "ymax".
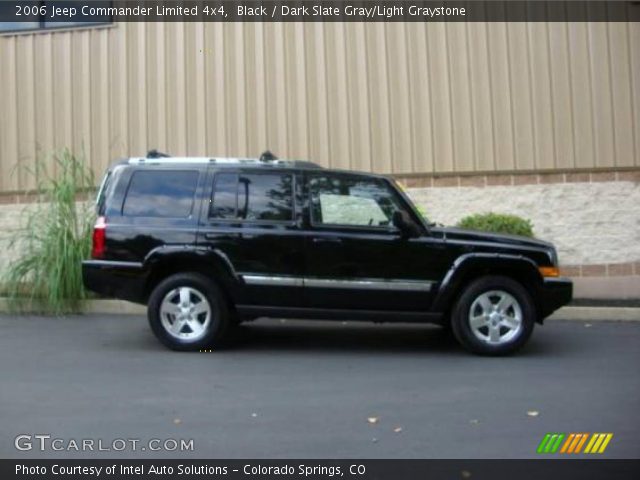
[
  {"xmin": 538, "ymin": 277, "xmax": 573, "ymax": 320},
  {"xmin": 82, "ymin": 260, "xmax": 148, "ymax": 304}
]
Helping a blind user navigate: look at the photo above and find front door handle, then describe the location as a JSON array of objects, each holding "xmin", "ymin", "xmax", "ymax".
[{"xmin": 312, "ymin": 237, "xmax": 343, "ymax": 244}]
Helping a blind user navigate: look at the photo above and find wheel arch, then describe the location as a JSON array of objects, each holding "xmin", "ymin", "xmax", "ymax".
[
  {"xmin": 433, "ymin": 253, "xmax": 545, "ymax": 323},
  {"xmin": 142, "ymin": 247, "xmax": 240, "ymax": 306}
]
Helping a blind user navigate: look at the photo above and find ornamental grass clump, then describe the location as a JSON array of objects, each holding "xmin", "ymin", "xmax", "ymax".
[{"xmin": 3, "ymin": 149, "xmax": 95, "ymax": 314}]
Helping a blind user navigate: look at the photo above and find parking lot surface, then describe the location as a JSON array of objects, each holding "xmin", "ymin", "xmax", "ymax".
[{"xmin": 0, "ymin": 314, "xmax": 638, "ymax": 459}]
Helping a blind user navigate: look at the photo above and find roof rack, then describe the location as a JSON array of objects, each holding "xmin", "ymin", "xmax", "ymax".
[
  {"xmin": 129, "ymin": 157, "xmax": 251, "ymax": 165},
  {"xmin": 127, "ymin": 150, "xmax": 323, "ymax": 169}
]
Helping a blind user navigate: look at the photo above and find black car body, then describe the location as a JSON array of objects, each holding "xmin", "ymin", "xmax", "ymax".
[{"xmin": 83, "ymin": 154, "xmax": 572, "ymax": 354}]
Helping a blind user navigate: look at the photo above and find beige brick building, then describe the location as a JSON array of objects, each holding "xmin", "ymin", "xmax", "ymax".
[{"xmin": 1, "ymin": 21, "xmax": 639, "ymax": 298}]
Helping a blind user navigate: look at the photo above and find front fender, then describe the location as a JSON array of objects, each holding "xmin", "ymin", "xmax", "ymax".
[{"xmin": 431, "ymin": 253, "xmax": 544, "ymax": 315}]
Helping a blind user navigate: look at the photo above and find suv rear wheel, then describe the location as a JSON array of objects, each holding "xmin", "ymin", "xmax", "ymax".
[
  {"xmin": 147, "ymin": 273, "xmax": 229, "ymax": 351},
  {"xmin": 451, "ymin": 275, "xmax": 535, "ymax": 355}
]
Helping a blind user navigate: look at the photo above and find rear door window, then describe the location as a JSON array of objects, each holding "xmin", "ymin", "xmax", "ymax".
[
  {"xmin": 122, "ymin": 170, "xmax": 199, "ymax": 218},
  {"xmin": 210, "ymin": 172, "xmax": 294, "ymax": 222},
  {"xmin": 210, "ymin": 173, "xmax": 238, "ymax": 219}
]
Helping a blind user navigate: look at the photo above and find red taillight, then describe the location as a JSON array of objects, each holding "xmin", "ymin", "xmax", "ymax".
[{"xmin": 91, "ymin": 216, "xmax": 106, "ymax": 259}]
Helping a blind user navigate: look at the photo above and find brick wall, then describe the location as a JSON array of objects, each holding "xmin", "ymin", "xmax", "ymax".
[{"xmin": 399, "ymin": 169, "xmax": 640, "ymax": 274}]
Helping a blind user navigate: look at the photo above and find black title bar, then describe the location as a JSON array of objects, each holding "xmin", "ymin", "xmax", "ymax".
[
  {"xmin": 3, "ymin": 459, "xmax": 640, "ymax": 480},
  {"xmin": 0, "ymin": 1, "xmax": 639, "ymax": 23}
]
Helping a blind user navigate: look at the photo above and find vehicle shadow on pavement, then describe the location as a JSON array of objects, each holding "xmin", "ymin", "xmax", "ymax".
[
  {"xmin": 220, "ymin": 320, "xmax": 577, "ymax": 357},
  {"xmin": 111, "ymin": 317, "xmax": 574, "ymax": 357},
  {"xmin": 81, "ymin": 315, "xmax": 574, "ymax": 357},
  {"xmin": 224, "ymin": 321, "xmax": 468, "ymax": 355}
]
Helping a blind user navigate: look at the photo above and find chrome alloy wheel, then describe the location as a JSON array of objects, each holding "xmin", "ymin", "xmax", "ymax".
[
  {"xmin": 468, "ymin": 290, "xmax": 523, "ymax": 345},
  {"xmin": 160, "ymin": 287, "xmax": 212, "ymax": 341}
]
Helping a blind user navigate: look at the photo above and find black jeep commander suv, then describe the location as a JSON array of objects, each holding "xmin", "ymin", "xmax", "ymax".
[{"xmin": 83, "ymin": 151, "xmax": 572, "ymax": 355}]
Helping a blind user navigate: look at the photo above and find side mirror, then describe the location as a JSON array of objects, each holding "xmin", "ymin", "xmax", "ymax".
[{"xmin": 392, "ymin": 211, "xmax": 421, "ymax": 238}]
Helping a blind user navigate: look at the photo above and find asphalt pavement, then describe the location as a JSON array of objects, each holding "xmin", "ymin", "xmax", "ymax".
[{"xmin": 0, "ymin": 314, "xmax": 638, "ymax": 459}]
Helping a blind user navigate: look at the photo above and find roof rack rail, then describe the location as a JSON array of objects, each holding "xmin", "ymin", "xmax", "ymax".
[
  {"xmin": 126, "ymin": 152, "xmax": 323, "ymax": 169},
  {"xmin": 147, "ymin": 149, "xmax": 171, "ymax": 158},
  {"xmin": 259, "ymin": 150, "xmax": 278, "ymax": 162}
]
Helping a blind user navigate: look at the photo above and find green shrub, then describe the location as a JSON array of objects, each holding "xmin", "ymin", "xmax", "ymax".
[
  {"xmin": 456, "ymin": 212, "xmax": 534, "ymax": 238},
  {"xmin": 3, "ymin": 149, "xmax": 95, "ymax": 314}
]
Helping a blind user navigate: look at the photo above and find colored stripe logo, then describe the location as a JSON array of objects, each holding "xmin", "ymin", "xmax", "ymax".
[
  {"xmin": 584, "ymin": 433, "xmax": 614, "ymax": 454},
  {"xmin": 537, "ymin": 433, "xmax": 613, "ymax": 454}
]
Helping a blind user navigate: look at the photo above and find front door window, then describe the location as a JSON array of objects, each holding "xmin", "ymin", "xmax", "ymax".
[{"xmin": 309, "ymin": 175, "xmax": 403, "ymax": 229}]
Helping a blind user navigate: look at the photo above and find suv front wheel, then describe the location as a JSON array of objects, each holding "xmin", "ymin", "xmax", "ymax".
[
  {"xmin": 147, "ymin": 273, "xmax": 229, "ymax": 351},
  {"xmin": 451, "ymin": 275, "xmax": 535, "ymax": 355}
]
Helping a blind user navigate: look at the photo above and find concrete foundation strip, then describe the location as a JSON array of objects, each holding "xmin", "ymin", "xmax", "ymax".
[{"xmin": 0, "ymin": 298, "xmax": 638, "ymax": 321}]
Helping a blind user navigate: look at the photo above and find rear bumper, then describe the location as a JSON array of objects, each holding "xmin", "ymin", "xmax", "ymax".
[
  {"xmin": 538, "ymin": 277, "xmax": 573, "ymax": 320},
  {"xmin": 82, "ymin": 260, "xmax": 148, "ymax": 304}
]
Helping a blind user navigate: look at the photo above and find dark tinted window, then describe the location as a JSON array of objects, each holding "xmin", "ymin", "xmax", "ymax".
[
  {"xmin": 210, "ymin": 172, "xmax": 293, "ymax": 222},
  {"xmin": 95, "ymin": 171, "xmax": 112, "ymax": 216},
  {"xmin": 123, "ymin": 170, "xmax": 199, "ymax": 218},
  {"xmin": 240, "ymin": 173, "xmax": 293, "ymax": 221},
  {"xmin": 210, "ymin": 173, "xmax": 238, "ymax": 219}
]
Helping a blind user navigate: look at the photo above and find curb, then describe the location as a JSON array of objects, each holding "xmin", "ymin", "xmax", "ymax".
[
  {"xmin": 0, "ymin": 298, "xmax": 146, "ymax": 316},
  {"xmin": 0, "ymin": 298, "xmax": 639, "ymax": 321},
  {"xmin": 547, "ymin": 306, "xmax": 640, "ymax": 322}
]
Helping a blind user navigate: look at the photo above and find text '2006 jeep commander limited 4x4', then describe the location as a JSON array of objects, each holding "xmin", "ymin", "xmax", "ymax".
[{"xmin": 83, "ymin": 152, "xmax": 572, "ymax": 355}]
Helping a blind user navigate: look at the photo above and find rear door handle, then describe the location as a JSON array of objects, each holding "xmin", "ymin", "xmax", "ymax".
[{"xmin": 204, "ymin": 233, "xmax": 239, "ymax": 240}]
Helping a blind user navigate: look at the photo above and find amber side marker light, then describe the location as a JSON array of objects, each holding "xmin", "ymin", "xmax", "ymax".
[{"xmin": 539, "ymin": 266, "xmax": 560, "ymax": 277}]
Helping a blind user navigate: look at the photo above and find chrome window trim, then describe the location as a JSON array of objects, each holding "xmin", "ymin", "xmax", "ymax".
[{"xmin": 241, "ymin": 274, "xmax": 433, "ymax": 292}]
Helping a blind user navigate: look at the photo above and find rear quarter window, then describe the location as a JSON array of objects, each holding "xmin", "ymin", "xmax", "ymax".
[
  {"xmin": 122, "ymin": 170, "xmax": 199, "ymax": 218},
  {"xmin": 95, "ymin": 171, "xmax": 112, "ymax": 216}
]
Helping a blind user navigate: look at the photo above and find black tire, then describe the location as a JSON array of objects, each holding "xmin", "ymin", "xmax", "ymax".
[
  {"xmin": 147, "ymin": 273, "xmax": 230, "ymax": 351},
  {"xmin": 450, "ymin": 275, "xmax": 535, "ymax": 356}
]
